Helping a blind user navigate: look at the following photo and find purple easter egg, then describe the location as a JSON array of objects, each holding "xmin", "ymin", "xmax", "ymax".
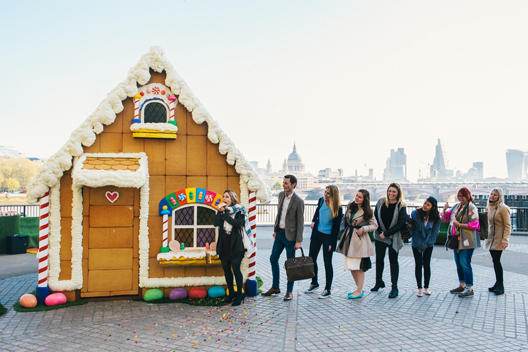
[{"xmin": 169, "ymin": 288, "xmax": 188, "ymax": 300}]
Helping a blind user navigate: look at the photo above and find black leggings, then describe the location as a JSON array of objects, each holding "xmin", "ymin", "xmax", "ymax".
[
  {"xmin": 412, "ymin": 246, "xmax": 433, "ymax": 289},
  {"xmin": 221, "ymin": 256, "xmax": 244, "ymax": 295},
  {"xmin": 308, "ymin": 230, "xmax": 334, "ymax": 291},
  {"xmin": 490, "ymin": 250, "xmax": 504, "ymax": 288},
  {"xmin": 375, "ymin": 240, "xmax": 399, "ymax": 289}
]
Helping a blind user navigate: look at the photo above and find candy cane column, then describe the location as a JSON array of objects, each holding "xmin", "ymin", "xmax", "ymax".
[
  {"xmin": 160, "ymin": 206, "xmax": 171, "ymax": 253},
  {"xmin": 35, "ymin": 190, "xmax": 51, "ymax": 304},
  {"xmin": 131, "ymin": 94, "xmax": 142, "ymax": 124},
  {"xmin": 247, "ymin": 191, "xmax": 257, "ymax": 281},
  {"xmin": 168, "ymin": 96, "xmax": 177, "ymax": 126}
]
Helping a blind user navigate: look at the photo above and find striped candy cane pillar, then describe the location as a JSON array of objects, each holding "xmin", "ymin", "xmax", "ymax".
[
  {"xmin": 132, "ymin": 94, "xmax": 142, "ymax": 123},
  {"xmin": 38, "ymin": 191, "xmax": 50, "ymax": 287},
  {"xmin": 160, "ymin": 206, "xmax": 171, "ymax": 253},
  {"xmin": 35, "ymin": 190, "xmax": 51, "ymax": 305},
  {"xmin": 247, "ymin": 191, "xmax": 257, "ymax": 281},
  {"xmin": 168, "ymin": 96, "xmax": 177, "ymax": 126}
]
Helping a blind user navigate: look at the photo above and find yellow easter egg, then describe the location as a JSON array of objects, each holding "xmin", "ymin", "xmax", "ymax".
[{"xmin": 225, "ymin": 285, "xmax": 244, "ymax": 296}]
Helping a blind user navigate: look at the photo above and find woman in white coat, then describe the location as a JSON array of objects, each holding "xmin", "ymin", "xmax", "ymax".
[{"xmin": 337, "ymin": 189, "xmax": 378, "ymax": 299}]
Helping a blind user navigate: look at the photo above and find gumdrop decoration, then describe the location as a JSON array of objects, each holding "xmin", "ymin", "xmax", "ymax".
[
  {"xmin": 205, "ymin": 242, "xmax": 210, "ymax": 250},
  {"xmin": 180, "ymin": 242, "xmax": 185, "ymax": 250}
]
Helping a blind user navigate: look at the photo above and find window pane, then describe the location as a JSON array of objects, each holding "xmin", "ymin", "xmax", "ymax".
[
  {"xmin": 174, "ymin": 228, "xmax": 194, "ymax": 248},
  {"xmin": 144, "ymin": 102, "xmax": 167, "ymax": 123},
  {"xmin": 197, "ymin": 206, "xmax": 215, "ymax": 225},
  {"xmin": 197, "ymin": 228, "xmax": 216, "ymax": 247},
  {"xmin": 174, "ymin": 207, "xmax": 194, "ymax": 226}
]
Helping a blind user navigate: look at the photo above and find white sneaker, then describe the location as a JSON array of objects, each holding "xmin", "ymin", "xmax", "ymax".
[{"xmin": 318, "ymin": 290, "xmax": 331, "ymax": 298}]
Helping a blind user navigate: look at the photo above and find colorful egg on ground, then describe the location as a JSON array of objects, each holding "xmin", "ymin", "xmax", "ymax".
[
  {"xmin": 188, "ymin": 287, "xmax": 207, "ymax": 299},
  {"xmin": 144, "ymin": 289, "xmax": 164, "ymax": 301},
  {"xmin": 208, "ymin": 286, "xmax": 226, "ymax": 298},
  {"xmin": 19, "ymin": 294, "xmax": 37, "ymax": 308},
  {"xmin": 169, "ymin": 288, "xmax": 188, "ymax": 300},
  {"xmin": 44, "ymin": 293, "xmax": 67, "ymax": 306}
]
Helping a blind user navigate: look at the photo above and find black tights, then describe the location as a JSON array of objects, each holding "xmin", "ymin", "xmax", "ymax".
[
  {"xmin": 221, "ymin": 256, "xmax": 244, "ymax": 296},
  {"xmin": 490, "ymin": 250, "xmax": 504, "ymax": 288},
  {"xmin": 309, "ymin": 230, "xmax": 334, "ymax": 291},
  {"xmin": 412, "ymin": 246, "xmax": 433, "ymax": 289},
  {"xmin": 375, "ymin": 241, "xmax": 399, "ymax": 289}
]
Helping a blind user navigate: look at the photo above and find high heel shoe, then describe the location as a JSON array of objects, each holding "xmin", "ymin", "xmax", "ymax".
[
  {"xmin": 225, "ymin": 292, "xmax": 236, "ymax": 304},
  {"xmin": 231, "ymin": 292, "xmax": 245, "ymax": 306},
  {"xmin": 370, "ymin": 282, "xmax": 385, "ymax": 292},
  {"xmin": 488, "ymin": 283, "xmax": 497, "ymax": 292}
]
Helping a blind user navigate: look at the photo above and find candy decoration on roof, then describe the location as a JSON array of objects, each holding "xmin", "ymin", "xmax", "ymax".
[
  {"xmin": 132, "ymin": 94, "xmax": 142, "ymax": 124},
  {"xmin": 36, "ymin": 190, "xmax": 51, "ymax": 305}
]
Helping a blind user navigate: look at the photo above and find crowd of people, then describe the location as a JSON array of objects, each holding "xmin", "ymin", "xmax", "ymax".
[{"xmin": 215, "ymin": 174, "xmax": 511, "ymax": 306}]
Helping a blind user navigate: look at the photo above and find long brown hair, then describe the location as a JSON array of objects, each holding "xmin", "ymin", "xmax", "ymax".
[
  {"xmin": 326, "ymin": 185, "xmax": 340, "ymax": 218},
  {"xmin": 347, "ymin": 189, "xmax": 372, "ymax": 221},
  {"xmin": 223, "ymin": 190, "xmax": 239, "ymax": 206}
]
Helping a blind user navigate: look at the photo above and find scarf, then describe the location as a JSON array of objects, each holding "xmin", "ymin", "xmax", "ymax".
[
  {"xmin": 375, "ymin": 198, "xmax": 404, "ymax": 253},
  {"xmin": 224, "ymin": 204, "xmax": 252, "ymax": 240}
]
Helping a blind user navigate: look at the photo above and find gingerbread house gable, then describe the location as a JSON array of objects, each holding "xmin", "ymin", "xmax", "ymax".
[{"xmin": 27, "ymin": 47, "xmax": 269, "ymax": 298}]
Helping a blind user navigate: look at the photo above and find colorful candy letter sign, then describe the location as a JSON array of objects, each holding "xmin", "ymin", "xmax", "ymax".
[{"xmin": 159, "ymin": 188, "xmax": 222, "ymax": 215}]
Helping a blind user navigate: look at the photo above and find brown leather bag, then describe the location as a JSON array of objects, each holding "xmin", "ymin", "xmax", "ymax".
[{"xmin": 284, "ymin": 248, "xmax": 315, "ymax": 282}]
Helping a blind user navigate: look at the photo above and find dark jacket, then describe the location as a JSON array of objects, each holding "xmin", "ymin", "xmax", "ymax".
[
  {"xmin": 213, "ymin": 211, "xmax": 245, "ymax": 259},
  {"xmin": 311, "ymin": 197, "xmax": 344, "ymax": 251},
  {"xmin": 410, "ymin": 209, "xmax": 440, "ymax": 252}
]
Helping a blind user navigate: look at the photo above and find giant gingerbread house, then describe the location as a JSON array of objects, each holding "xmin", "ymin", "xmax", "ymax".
[{"xmin": 27, "ymin": 47, "xmax": 271, "ymax": 302}]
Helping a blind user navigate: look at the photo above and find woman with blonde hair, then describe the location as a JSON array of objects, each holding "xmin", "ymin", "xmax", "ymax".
[
  {"xmin": 372, "ymin": 183, "xmax": 407, "ymax": 298},
  {"xmin": 337, "ymin": 189, "xmax": 378, "ymax": 299},
  {"xmin": 485, "ymin": 188, "xmax": 511, "ymax": 295},
  {"xmin": 305, "ymin": 185, "xmax": 343, "ymax": 298}
]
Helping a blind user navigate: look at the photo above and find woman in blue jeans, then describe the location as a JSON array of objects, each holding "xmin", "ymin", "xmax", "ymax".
[
  {"xmin": 305, "ymin": 185, "xmax": 343, "ymax": 298},
  {"xmin": 442, "ymin": 187, "xmax": 481, "ymax": 298}
]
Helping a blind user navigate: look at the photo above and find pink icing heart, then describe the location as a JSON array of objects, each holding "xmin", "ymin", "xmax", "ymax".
[{"xmin": 105, "ymin": 191, "xmax": 119, "ymax": 203}]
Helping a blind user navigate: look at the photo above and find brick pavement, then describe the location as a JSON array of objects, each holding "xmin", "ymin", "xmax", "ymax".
[{"xmin": 1, "ymin": 247, "xmax": 527, "ymax": 351}]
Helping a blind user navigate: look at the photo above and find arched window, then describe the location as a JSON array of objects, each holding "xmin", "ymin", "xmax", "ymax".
[
  {"xmin": 143, "ymin": 101, "xmax": 168, "ymax": 123},
  {"xmin": 172, "ymin": 204, "xmax": 217, "ymax": 248}
]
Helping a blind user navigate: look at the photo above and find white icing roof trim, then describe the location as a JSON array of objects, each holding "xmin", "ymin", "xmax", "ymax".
[
  {"xmin": 27, "ymin": 46, "xmax": 271, "ymax": 204},
  {"xmin": 72, "ymin": 153, "xmax": 148, "ymax": 189},
  {"xmin": 130, "ymin": 123, "xmax": 177, "ymax": 132}
]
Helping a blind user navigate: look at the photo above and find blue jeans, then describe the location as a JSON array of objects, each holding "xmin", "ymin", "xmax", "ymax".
[
  {"xmin": 453, "ymin": 249, "xmax": 474, "ymax": 286},
  {"xmin": 270, "ymin": 231, "xmax": 295, "ymax": 292}
]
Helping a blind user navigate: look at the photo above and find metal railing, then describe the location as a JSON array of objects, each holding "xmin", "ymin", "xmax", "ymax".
[
  {"xmin": 0, "ymin": 204, "xmax": 40, "ymax": 217},
  {"xmin": 256, "ymin": 203, "xmax": 528, "ymax": 233}
]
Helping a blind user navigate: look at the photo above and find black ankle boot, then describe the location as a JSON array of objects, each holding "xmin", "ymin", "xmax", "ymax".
[
  {"xmin": 488, "ymin": 283, "xmax": 497, "ymax": 292},
  {"xmin": 225, "ymin": 291, "xmax": 236, "ymax": 304},
  {"xmin": 494, "ymin": 284, "xmax": 504, "ymax": 295},
  {"xmin": 388, "ymin": 288, "xmax": 398, "ymax": 298},
  {"xmin": 232, "ymin": 292, "xmax": 245, "ymax": 306},
  {"xmin": 371, "ymin": 282, "xmax": 385, "ymax": 292}
]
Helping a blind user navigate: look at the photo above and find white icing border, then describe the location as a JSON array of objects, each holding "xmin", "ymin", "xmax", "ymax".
[
  {"xmin": 72, "ymin": 153, "xmax": 148, "ymax": 188},
  {"xmin": 130, "ymin": 123, "xmax": 178, "ymax": 132},
  {"xmin": 27, "ymin": 46, "xmax": 271, "ymax": 204}
]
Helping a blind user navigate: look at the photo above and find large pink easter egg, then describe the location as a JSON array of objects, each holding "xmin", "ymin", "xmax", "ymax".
[
  {"xmin": 20, "ymin": 294, "xmax": 37, "ymax": 308},
  {"xmin": 44, "ymin": 293, "xmax": 67, "ymax": 306}
]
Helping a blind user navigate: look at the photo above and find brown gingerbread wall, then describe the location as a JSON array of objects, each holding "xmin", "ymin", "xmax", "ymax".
[{"xmin": 57, "ymin": 70, "xmax": 243, "ymax": 297}]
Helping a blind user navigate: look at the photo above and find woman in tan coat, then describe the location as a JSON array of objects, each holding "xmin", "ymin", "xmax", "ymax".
[
  {"xmin": 484, "ymin": 188, "xmax": 511, "ymax": 295},
  {"xmin": 337, "ymin": 189, "xmax": 378, "ymax": 299}
]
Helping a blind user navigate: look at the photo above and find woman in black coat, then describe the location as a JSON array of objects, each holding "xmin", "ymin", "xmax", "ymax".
[
  {"xmin": 305, "ymin": 185, "xmax": 343, "ymax": 298},
  {"xmin": 213, "ymin": 190, "xmax": 246, "ymax": 306}
]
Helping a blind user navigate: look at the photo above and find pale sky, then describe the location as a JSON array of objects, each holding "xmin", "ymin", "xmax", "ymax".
[{"xmin": 1, "ymin": 0, "xmax": 527, "ymax": 181}]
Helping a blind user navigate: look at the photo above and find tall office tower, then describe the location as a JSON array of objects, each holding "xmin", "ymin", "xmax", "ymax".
[
  {"xmin": 472, "ymin": 162, "xmax": 483, "ymax": 180},
  {"xmin": 430, "ymin": 139, "xmax": 453, "ymax": 179},
  {"xmin": 506, "ymin": 149, "xmax": 526, "ymax": 180},
  {"xmin": 383, "ymin": 148, "xmax": 407, "ymax": 181}
]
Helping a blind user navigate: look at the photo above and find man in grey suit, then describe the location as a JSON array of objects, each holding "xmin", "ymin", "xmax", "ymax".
[{"xmin": 262, "ymin": 174, "xmax": 304, "ymax": 301}]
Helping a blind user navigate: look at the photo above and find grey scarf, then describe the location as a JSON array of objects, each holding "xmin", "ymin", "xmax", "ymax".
[{"xmin": 374, "ymin": 198, "xmax": 404, "ymax": 253}]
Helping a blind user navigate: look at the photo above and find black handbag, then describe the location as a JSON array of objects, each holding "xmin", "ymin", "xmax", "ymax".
[
  {"xmin": 445, "ymin": 234, "xmax": 459, "ymax": 250},
  {"xmin": 400, "ymin": 214, "xmax": 412, "ymax": 240},
  {"xmin": 284, "ymin": 248, "xmax": 315, "ymax": 282}
]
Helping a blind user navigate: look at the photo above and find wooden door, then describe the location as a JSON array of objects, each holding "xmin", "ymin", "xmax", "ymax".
[{"xmin": 81, "ymin": 186, "xmax": 138, "ymax": 298}]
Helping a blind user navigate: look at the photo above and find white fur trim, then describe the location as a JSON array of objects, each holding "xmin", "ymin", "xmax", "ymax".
[
  {"xmin": 27, "ymin": 46, "xmax": 270, "ymax": 204},
  {"xmin": 138, "ymin": 178, "xmax": 151, "ymax": 288}
]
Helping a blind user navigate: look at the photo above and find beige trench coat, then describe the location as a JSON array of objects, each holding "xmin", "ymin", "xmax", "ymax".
[
  {"xmin": 484, "ymin": 203, "xmax": 511, "ymax": 251},
  {"xmin": 336, "ymin": 208, "xmax": 378, "ymax": 258}
]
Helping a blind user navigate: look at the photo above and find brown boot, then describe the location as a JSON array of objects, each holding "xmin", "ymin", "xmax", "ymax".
[
  {"xmin": 261, "ymin": 287, "xmax": 281, "ymax": 296},
  {"xmin": 283, "ymin": 291, "xmax": 293, "ymax": 301}
]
